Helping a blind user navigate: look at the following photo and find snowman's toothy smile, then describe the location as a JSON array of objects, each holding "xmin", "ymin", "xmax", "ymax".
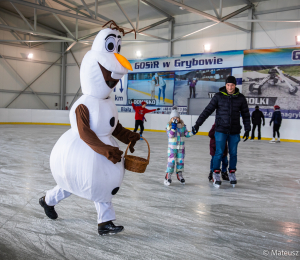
[{"xmin": 98, "ymin": 62, "xmax": 119, "ymax": 89}]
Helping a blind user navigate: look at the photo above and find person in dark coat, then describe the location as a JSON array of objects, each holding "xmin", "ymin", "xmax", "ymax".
[
  {"xmin": 189, "ymin": 78, "xmax": 197, "ymax": 98},
  {"xmin": 192, "ymin": 75, "xmax": 251, "ymax": 188},
  {"xmin": 269, "ymin": 105, "xmax": 282, "ymax": 143},
  {"xmin": 250, "ymin": 105, "xmax": 265, "ymax": 141},
  {"xmin": 208, "ymin": 124, "xmax": 229, "ymax": 182}
]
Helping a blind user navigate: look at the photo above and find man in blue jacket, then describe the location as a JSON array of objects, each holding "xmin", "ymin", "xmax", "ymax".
[
  {"xmin": 269, "ymin": 105, "xmax": 282, "ymax": 143},
  {"xmin": 192, "ymin": 76, "xmax": 251, "ymax": 188}
]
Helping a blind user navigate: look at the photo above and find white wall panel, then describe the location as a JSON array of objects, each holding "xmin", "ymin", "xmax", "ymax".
[{"xmin": 66, "ymin": 65, "xmax": 80, "ymax": 94}]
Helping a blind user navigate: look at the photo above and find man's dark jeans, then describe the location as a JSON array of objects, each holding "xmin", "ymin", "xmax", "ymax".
[{"xmin": 213, "ymin": 131, "xmax": 240, "ymax": 171}]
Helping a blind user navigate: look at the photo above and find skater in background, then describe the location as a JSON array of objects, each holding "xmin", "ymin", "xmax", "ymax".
[
  {"xmin": 131, "ymin": 100, "xmax": 160, "ymax": 139},
  {"xmin": 165, "ymin": 106, "xmax": 195, "ymax": 186},
  {"xmin": 208, "ymin": 123, "xmax": 229, "ymax": 182},
  {"xmin": 250, "ymin": 105, "xmax": 265, "ymax": 141},
  {"xmin": 192, "ymin": 75, "xmax": 251, "ymax": 188},
  {"xmin": 189, "ymin": 78, "xmax": 197, "ymax": 98},
  {"xmin": 153, "ymin": 73, "xmax": 166, "ymax": 104},
  {"xmin": 270, "ymin": 105, "xmax": 282, "ymax": 143}
]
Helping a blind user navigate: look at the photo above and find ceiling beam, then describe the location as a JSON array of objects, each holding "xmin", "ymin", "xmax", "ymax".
[
  {"xmin": 161, "ymin": 0, "xmax": 219, "ymax": 22},
  {"xmin": 0, "ymin": 15, "xmax": 29, "ymax": 46},
  {"xmin": 141, "ymin": 0, "xmax": 172, "ymax": 19},
  {"xmin": 0, "ymin": 7, "xmax": 65, "ymax": 35},
  {"xmin": 52, "ymin": 13, "xmax": 75, "ymax": 38},
  {"xmin": 137, "ymin": 17, "xmax": 171, "ymax": 33},
  {"xmin": 0, "ymin": 39, "xmax": 68, "ymax": 42},
  {"xmin": 114, "ymin": 0, "xmax": 135, "ymax": 30},
  {"xmin": 228, "ymin": 19, "xmax": 300, "ymax": 23},
  {"xmin": 10, "ymin": 2, "xmax": 34, "ymax": 31},
  {"xmin": 80, "ymin": 0, "xmax": 94, "ymax": 18},
  {"xmin": 172, "ymin": 23, "xmax": 219, "ymax": 42},
  {"xmin": 221, "ymin": 4, "xmax": 253, "ymax": 22},
  {"xmin": 161, "ymin": 0, "xmax": 250, "ymax": 33},
  {"xmin": 95, "ymin": 0, "xmax": 98, "ymax": 20},
  {"xmin": 4, "ymin": 0, "xmax": 105, "ymax": 26},
  {"xmin": 0, "ymin": 24, "xmax": 75, "ymax": 41},
  {"xmin": 136, "ymin": 0, "xmax": 139, "ymax": 31},
  {"xmin": 219, "ymin": 0, "xmax": 222, "ymax": 17},
  {"xmin": 207, "ymin": 0, "xmax": 220, "ymax": 19}
]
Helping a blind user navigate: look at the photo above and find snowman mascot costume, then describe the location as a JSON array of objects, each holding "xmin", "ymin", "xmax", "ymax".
[{"xmin": 39, "ymin": 27, "xmax": 140, "ymax": 236}]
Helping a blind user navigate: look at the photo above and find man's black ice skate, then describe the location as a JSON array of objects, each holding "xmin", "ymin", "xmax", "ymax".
[
  {"xmin": 212, "ymin": 170, "xmax": 222, "ymax": 188},
  {"xmin": 177, "ymin": 171, "xmax": 185, "ymax": 184},
  {"xmin": 164, "ymin": 172, "xmax": 172, "ymax": 186},
  {"xmin": 221, "ymin": 171, "xmax": 229, "ymax": 181},
  {"xmin": 39, "ymin": 196, "xmax": 58, "ymax": 219},
  {"xmin": 208, "ymin": 171, "xmax": 213, "ymax": 182},
  {"xmin": 98, "ymin": 221, "xmax": 124, "ymax": 236},
  {"xmin": 228, "ymin": 170, "xmax": 237, "ymax": 188}
]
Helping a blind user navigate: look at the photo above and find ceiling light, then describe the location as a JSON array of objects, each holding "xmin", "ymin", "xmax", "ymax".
[
  {"xmin": 296, "ymin": 36, "xmax": 300, "ymax": 45},
  {"xmin": 136, "ymin": 50, "xmax": 142, "ymax": 58},
  {"xmin": 204, "ymin": 44, "xmax": 211, "ymax": 52},
  {"xmin": 27, "ymin": 53, "xmax": 33, "ymax": 59}
]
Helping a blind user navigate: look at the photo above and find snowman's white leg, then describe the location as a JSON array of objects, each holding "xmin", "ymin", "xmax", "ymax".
[
  {"xmin": 45, "ymin": 185, "xmax": 72, "ymax": 206},
  {"xmin": 94, "ymin": 202, "xmax": 116, "ymax": 224}
]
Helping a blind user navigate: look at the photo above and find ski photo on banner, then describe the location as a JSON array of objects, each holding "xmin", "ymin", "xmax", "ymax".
[
  {"xmin": 243, "ymin": 47, "xmax": 300, "ymax": 119},
  {"xmin": 127, "ymin": 72, "xmax": 174, "ymax": 107},
  {"xmin": 174, "ymin": 68, "xmax": 232, "ymax": 106}
]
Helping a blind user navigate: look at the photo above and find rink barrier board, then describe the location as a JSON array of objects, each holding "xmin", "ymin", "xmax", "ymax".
[
  {"xmin": 0, "ymin": 122, "xmax": 299, "ymax": 143},
  {"xmin": 120, "ymin": 127, "xmax": 300, "ymax": 143}
]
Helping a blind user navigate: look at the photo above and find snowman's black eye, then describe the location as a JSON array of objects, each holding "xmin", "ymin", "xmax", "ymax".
[
  {"xmin": 105, "ymin": 37, "xmax": 116, "ymax": 52},
  {"xmin": 117, "ymin": 39, "xmax": 122, "ymax": 53}
]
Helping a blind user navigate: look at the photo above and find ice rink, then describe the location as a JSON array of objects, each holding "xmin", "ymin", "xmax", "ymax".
[
  {"xmin": 1, "ymin": 125, "xmax": 300, "ymax": 260},
  {"xmin": 174, "ymin": 80, "xmax": 224, "ymax": 106}
]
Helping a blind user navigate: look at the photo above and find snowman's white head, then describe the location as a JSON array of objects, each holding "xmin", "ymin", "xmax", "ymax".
[{"xmin": 80, "ymin": 28, "xmax": 132, "ymax": 99}]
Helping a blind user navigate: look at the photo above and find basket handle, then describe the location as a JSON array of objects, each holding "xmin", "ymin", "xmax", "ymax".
[{"xmin": 125, "ymin": 137, "xmax": 150, "ymax": 162}]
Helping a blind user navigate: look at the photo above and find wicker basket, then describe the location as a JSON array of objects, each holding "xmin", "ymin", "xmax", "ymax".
[{"xmin": 124, "ymin": 137, "xmax": 150, "ymax": 173}]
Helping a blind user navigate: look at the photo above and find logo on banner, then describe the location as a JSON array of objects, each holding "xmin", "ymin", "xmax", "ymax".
[
  {"xmin": 208, "ymin": 92, "xmax": 216, "ymax": 98},
  {"xmin": 292, "ymin": 50, "xmax": 300, "ymax": 60},
  {"xmin": 130, "ymin": 99, "xmax": 156, "ymax": 105},
  {"xmin": 246, "ymin": 97, "xmax": 277, "ymax": 106}
]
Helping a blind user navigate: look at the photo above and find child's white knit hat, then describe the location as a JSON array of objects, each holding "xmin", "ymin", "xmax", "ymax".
[{"xmin": 170, "ymin": 106, "xmax": 180, "ymax": 119}]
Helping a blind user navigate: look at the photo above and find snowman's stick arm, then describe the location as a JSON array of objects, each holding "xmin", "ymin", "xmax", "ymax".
[
  {"xmin": 112, "ymin": 121, "xmax": 140, "ymax": 153},
  {"xmin": 75, "ymin": 104, "xmax": 123, "ymax": 164}
]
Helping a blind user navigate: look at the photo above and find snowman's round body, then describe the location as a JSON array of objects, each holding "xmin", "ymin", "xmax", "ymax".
[{"xmin": 50, "ymin": 95, "xmax": 124, "ymax": 203}]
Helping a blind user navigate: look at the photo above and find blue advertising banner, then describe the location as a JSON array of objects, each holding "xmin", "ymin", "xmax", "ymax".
[
  {"xmin": 242, "ymin": 47, "xmax": 300, "ymax": 119},
  {"xmin": 112, "ymin": 50, "xmax": 244, "ymax": 114}
]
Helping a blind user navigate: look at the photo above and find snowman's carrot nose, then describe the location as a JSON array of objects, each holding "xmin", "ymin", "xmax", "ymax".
[{"xmin": 114, "ymin": 53, "xmax": 133, "ymax": 71}]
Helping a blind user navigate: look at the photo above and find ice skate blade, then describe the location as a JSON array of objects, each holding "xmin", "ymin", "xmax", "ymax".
[
  {"xmin": 164, "ymin": 180, "xmax": 170, "ymax": 186},
  {"xmin": 232, "ymin": 184, "xmax": 235, "ymax": 188},
  {"xmin": 213, "ymin": 183, "xmax": 220, "ymax": 188}
]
